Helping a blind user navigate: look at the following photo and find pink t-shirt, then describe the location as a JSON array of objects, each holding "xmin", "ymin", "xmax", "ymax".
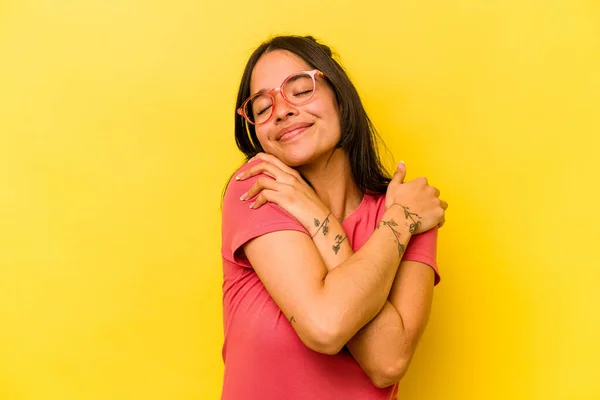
[{"xmin": 221, "ymin": 160, "xmax": 440, "ymax": 400}]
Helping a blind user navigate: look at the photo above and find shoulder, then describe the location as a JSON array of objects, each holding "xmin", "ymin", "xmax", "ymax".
[
  {"xmin": 222, "ymin": 159, "xmax": 296, "ymax": 221},
  {"xmin": 221, "ymin": 159, "xmax": 307, "ymax": 263},
  {"xmin": 223, "ymin": 158, "xmax": 292, "ymax": 223},
  {"xmin": 223, "ymin": 159, "xmax": 263, "ymax": 203}
]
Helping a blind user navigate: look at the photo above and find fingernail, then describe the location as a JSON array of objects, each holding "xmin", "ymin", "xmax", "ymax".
[
  {"xmin": 398, "ymin": 161, "xmax": 405, "ymax": 167},
  {"xmin": 249, "ymin": 202, "xmax": 255, "ymax": 209},
  {"xmin": 235, "ymin": 173, "xmax": 243, "ymax": 180},
  {"xmin": 240, "ymin": 192, "xmax": 247, "ymax": 201}
]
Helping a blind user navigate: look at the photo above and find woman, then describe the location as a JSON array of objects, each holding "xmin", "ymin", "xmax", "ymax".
[{"xmin": 221, "ymin": 35, "xmax": 448, "ymax": 399}]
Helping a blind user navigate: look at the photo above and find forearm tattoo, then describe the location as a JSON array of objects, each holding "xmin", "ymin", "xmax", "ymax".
[
  {"xmin": 311, "ymin": 212, "xmax": 332, "ymax": 238},
  {"xmin": 377, "ymin": 219, "xmax": 406, "ymax": 256},
  {"xmin": 332, "ymin": 234, "xmax": 347, "ymax": 255},
  {"xmin": 400, "ymin": 205, "xmax": 422, "ymax": 234}
]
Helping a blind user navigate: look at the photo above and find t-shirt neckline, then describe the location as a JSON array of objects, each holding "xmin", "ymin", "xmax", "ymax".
[{"xmin": 341, "ymin": 193, "xmax": 372, "ymax": 226}]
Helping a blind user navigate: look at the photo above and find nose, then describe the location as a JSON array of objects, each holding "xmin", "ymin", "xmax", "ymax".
[{"xmin": 272, "ymin": 89, "xmax": 297, "ymax": 122}]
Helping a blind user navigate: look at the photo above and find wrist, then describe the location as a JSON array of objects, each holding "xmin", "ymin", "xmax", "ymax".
[
  {"xmin": 309, "ymin": 209, "xmax": 333, "ymax": 238},
  {"xmin": 381, "ymin": 204, "xmax": 414, "ymax": 240}
]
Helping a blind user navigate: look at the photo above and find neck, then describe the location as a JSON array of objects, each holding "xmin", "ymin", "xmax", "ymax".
[{"xmin": 297, "ymin": 149, "xmax": 363, "ymax": 222}]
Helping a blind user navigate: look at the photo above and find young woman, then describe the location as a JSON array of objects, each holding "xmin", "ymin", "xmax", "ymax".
[{"xmin": 221, "ymin": 35, "xmax": 448, "ymax": 399}]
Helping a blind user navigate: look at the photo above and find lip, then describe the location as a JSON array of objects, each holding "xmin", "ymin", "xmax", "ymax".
[{"xmin": 276, "ymin": 122, "xmax": 313, "ymax": 142}]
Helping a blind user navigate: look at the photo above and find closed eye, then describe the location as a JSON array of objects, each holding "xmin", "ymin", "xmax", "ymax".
[
  {"xmin": 256, "ymin": 105, "xmax": 272, "ymax": 116},
  {"xmin": 293, "ymin": 89, "xmax": 313, "ymax": 97}
]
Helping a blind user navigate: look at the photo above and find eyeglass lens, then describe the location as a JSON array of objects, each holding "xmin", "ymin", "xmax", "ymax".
[{"xmin": 244, "ymin": 72, "xmax": 315, "ymax": 124}]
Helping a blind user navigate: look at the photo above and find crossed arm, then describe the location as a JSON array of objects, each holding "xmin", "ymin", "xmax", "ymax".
[
  {"xmin": 311, "ymin": 211, "xmax": 435, "ymax": 388},
  {"xmin": 243, "ymin": 206, "xmax": 435, "ymax": 388}
]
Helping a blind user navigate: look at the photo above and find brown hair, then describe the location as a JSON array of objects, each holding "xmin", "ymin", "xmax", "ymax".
[{"xmin": 234, "ymin": 35, "xmax": 391, "ymax": 194}]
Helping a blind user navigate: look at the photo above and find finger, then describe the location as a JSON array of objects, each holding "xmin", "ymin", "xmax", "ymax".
[
  {"xmin": 236, "ymin": 161, "xmax": 294, "ymax": 184},
  {"xmin": 440, "ymin": 200, "xmax": 448, "ymax": 210},
  {"xmin": 241, "ymin": 162, "xmax": 296, "ymax": 185},
  {"xmin": 250, "ymin": 189, "xmax": 285, "ymax": 209},
  {"xmin": 247, "ymin": 152, "xmax": 264, "ymax": 162},
  {"xmin": 433, "ymin": 186, "xmax": 440, "ymax": 197},
  {"xmin": 390, "ymin": 161, "xmax": 407, "ymax": 185},
  {"xmin": 249, "ymin": 192, "xmax": 269, "ymax": 209},
  {"xmin": 438, "ymin": 216, "xmax": 445, "ymax": 228},
  {"xmin": 253, "ymin": 153, "xmax": 301, "ymax": 179},
  {"xmin": 242, "ymin": 177, "xmax": 285, "ymax": 201}
]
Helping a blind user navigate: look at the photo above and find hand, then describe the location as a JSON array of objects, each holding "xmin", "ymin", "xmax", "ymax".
[
  {"xmin": 236, "ymin": 153, "xmax": 330, "ymax": 233},
  {"xmin": 385, "ymin": 162, "xmax": 448, "ymax": 234}
]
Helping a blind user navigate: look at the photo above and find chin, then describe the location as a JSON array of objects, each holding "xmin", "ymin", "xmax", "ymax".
[
  {"xmin": 263, "ymin": 146, "xmax": 308, "ymax": 168},
  {"xmin": 278, "ymin": 154, "xmax": 312, "ymax": 168},
  {"xmin": 267, "ymin": 140, "xmax": 337, "ymax": 168}
]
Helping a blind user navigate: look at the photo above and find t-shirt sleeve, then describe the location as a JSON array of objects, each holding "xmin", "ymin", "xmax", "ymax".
[
  {"xmin": 221, "ymin": 161, "xmax": 308, "ymax": 267},
  {"xmin": 403, "ymin": 226, "xmax": 441, "ymax": 285}
]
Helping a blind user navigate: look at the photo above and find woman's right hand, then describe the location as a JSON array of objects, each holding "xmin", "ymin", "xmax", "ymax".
[{"xmin": 385, "ymin": 162, "xmax": 448, "ymax": 234}]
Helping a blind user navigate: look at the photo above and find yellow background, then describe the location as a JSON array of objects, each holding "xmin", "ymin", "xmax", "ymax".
[{"xmin": 1, "ymin": 0, "xmax": 599, "ymax": 399}]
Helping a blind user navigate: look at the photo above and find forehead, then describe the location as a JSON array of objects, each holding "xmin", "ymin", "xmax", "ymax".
[{"xmin": 250, "ymin": 50, "xmax": 312, "ymax": 94}]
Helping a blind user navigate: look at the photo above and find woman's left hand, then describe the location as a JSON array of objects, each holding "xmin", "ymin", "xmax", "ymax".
[{"xmin": 236, "ymin": 153, "xmax": 329, "ymax": 234}]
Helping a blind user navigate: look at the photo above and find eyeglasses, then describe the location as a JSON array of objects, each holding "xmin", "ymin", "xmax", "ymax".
[{"xmin": 237, "ymin": 69, "xmax": 325, "ymax": 126}]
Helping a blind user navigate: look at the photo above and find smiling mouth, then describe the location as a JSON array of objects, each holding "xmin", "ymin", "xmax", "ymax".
[{"xmin": 278, "ymin": 124, "xmax": 312, "ymax": 142}]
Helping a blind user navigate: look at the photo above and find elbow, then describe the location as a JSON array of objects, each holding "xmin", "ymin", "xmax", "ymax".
[
  {"xmin": 370, "ymin": 356, "xmax": 411, "ymax": 388},
  {"xmin": 301, "ymin": 320, "xmax": 346, "ymax": 355}
]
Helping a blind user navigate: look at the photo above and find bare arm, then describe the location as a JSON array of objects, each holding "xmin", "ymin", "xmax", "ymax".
[
  {"xmin": 350, "ymin": 260, "xmax": 434, "ymax": 387},
  {"xmin": 236, "ymin": 156, "xmax": 444, "ymax": 360},
  {"xmin": 312, "ymin": 213, "xmax": 435, "ymax": 388},
  {"xmin": 243, "ymin": 204, "xmax": 411, "ymax": 355}
]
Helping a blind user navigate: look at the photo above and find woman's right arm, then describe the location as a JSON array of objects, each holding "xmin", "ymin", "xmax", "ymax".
[
  {"xmin": 243, "ymin": 202, "xmax": 412, "ymax": 355},
  {"xmin": 242, "ymin": 163, "xmax": 443, "ymax": 355}
]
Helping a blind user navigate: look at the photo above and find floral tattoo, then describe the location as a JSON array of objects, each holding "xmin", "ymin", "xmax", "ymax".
[
  {"xmin": 400, "ymin": 205, "xmax": 422, "ymax": 234},
  {"xmin": 332, "ymin": 234, "xmax": 347, "ymax": 255},
  {"xmin": 377, "ymin": 219, "xmax": 406, "ymax": 256},
  {"xmin": 312, "ymin": 212, "xmax": 331, "ymax": 238}
]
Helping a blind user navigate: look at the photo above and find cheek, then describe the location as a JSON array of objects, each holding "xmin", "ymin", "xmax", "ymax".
[
  {"xmin": 306, "ymin": 97, "xmax": 339, "ymax": 121},
  {"xmin": 254, "ymin": 126, "xmax": 273, "ymax": 148},
  {"xmin": 311, "ymin": 100, "xmax": 340, "ymax": 132},
  {"xmin": 254, "ymin": 130, "xmax": 266, "ymax": 145}
]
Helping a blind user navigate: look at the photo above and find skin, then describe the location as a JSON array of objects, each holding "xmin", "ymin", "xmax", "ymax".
[
  {"xmin": 236, "ymin": 50, "xmax": 448, "ymax": 387},
  {"xmin": 248, "ymin": 50, "xmax": 362, "ymax": 221}
]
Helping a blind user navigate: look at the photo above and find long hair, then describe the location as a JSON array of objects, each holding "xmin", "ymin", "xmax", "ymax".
[{"xmin": 234, "ymin": 35, "xmax": 391, "ymax": 195}]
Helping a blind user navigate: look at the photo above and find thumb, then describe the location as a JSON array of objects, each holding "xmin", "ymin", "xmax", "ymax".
[{"xmin": 391, "ymin": 161, "xmax": 406, "ymax": 184}]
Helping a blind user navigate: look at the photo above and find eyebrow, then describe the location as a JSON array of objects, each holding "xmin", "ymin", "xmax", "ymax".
[
  {"xmin": 253, "ymin": 84, "xmax": 276, "ymax": 96},
  {"xmin": 252, "ymin": 72, "xmax": 307, "ymax": 96}
]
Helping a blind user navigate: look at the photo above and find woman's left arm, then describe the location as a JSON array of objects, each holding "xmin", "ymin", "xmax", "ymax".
[
  {"xmin": 347, "ymin": 261, "xmax": 435, "ymax": 388},
  {"xmin": 298, "ymin": 207, "xmax": 435, "ymax": 388},
  {"xmin": 297, "ymin": 206, "xmax": 436, "ymax": 389},
  {"xmin": 237, "ymin": 154, "xmax": 441, "ymax": 388}
]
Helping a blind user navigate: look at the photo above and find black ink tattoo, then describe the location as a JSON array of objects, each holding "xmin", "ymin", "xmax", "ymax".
[
  {"xmin": 377, "ymin": 219, "xmax": 406, "ymax": 256},
  {"xmin": 400, "ymin": 205, "xmax": 422, "ymax": 234},
  {"xmin": 289, "ymin": 316, "xmax": 296, "ymax": 324},
  {"xmin": 332, "ymin": 234, "xmax": 347, "ymax": 255},
  {"xmin": 311, "ymin": 212, "xmax": 332, "ymax": 238}
]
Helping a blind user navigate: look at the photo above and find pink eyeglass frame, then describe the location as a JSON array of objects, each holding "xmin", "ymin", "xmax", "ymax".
[{"xmin": 237, "ymin": 69, "xmax": 325, "ymax": 126}]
